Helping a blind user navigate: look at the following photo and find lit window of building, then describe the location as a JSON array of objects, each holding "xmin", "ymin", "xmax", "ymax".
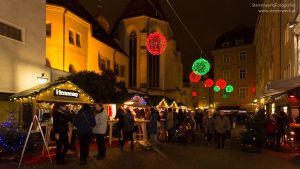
[
  {"xmin": 223, "ymin": 70, "xmax": 230, "ymax": 81},
  {"xmin": 76, "ymin": 33, "xmax": 81, "ymax": 47},
  {"xmin": 0, "ymin": 21, "xmax": 22, "ymax": 42},
  {"xmin": 239, "ymin": 69, "xmax": 246, "ymax": 79},
  {"xmin": 46, "ymin": 23, "xmax": 51, "ymax": 37},
  {"xmin": 236, "ymin": 39, "xmax": 244, "ymax": 45},
  {"xmin": 239, "ymin": 51, "xmax": 246, "ymax": 61},
  {"xmin": 222, "ymin": 41, "xmax": 230, "ymax": 48},
  {"xmin": 69, "ymin": 30, "xmax": 74, "ymax": 44}
]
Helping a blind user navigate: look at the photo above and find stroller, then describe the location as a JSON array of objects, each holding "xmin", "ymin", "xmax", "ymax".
[{"xmin": 173, "ymin": 123, "xmax": 193, "ymax": 143}]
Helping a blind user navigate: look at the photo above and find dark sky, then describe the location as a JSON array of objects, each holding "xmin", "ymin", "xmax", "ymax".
[{"xmin": 78, "ymin": 0, "xmax": 259, "ymax": 77}]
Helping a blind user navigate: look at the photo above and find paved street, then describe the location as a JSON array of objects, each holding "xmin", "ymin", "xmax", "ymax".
[{"xmin": 2, "ymin": 132, "xmax": 300, "ymax": 169}]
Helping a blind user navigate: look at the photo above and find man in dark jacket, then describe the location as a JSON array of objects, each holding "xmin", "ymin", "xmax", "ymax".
[
  {"xmin": 52, "ymin": 103, "xmax": 69, "ymax": 165},
  {"xmin": 73, "ymin": 104, "xmax": 96, "ymax": 165},
  {"xmin": 121, "ymin": 109, "xmax": 135, "ymax": 149},
  {"xmin": 115, "ymin": 107, "xmax": 125, "ymax": 145}
]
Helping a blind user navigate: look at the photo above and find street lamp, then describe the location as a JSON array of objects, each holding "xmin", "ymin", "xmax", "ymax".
[{"xmin": 37, "ymin": 73, "xmax": 48, "ymax": 84}]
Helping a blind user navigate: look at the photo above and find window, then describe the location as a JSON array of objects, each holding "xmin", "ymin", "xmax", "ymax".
[
  {"xmin": 235, "ymin": 39, "xmax": 244, "ymax": 45},
  {"xmin": 238, "ymin": 87, "xmax": 247, "ymax": 98},
  {"xmin": 115, "ymin": 64, "xmax": 120, "ymax": 76},
  {"xmin": 285, "ymin": 24, "xmax": 290, "ymax": 45},
  {"xmin": 76, "ymin": 33, "xmax": 81, "ymax": 47},
  {"xmin": 223, "ymin": 53, "xmax": 230, "ymax": 63},
  {"xmin": 107, "ymin": 60, "xmax": 111, "ymax": 70},
  {"xmin": 222, "ymin": 42, "xmax": 230, "ymax": 48},
  {"xmin": 240, "ymin": 69, "xmax": 246, "ymax": 79},
  {"xmin": 239, "ymin": 51, "xmax": 246, "ymax": 61},
  {"xmin": 0, "ymin": 21, "xmax": 22, "ymax": 41},
  {"xmin": 69, "ymin": 30, "xmax": 74, "ymax": 44},
  {"xmin": 120, "ymin": 65, "xmax": 125, "ymax": 78},
  {"xmin": 129, "ymin": 31, "xmax": 137, "ymax": 87},
  {"xmin": 223, "ymin": 70, "xmax": 230, "ymax": 81},
  {"xmin": 98, "ymin": 52, "xmax": 106, "ymax": 71},
  {"xmin": 46, "ymin": 23, "xmax": 51, "ymax": 37}
]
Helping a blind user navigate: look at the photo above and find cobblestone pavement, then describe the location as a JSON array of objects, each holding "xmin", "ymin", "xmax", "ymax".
[{"xmin": 2, "ymin": 129, "xmax": 300, "ymax": 169}]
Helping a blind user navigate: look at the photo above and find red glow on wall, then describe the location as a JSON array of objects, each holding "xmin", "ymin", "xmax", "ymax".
[
  {"xmin": 204, "ymin": 79, "xmax": 214, "ymax": 87},
  {"xmin": 146, "ymin": 32, "xmax": 167, "ymax": 55},
  {"xmin": 189, "ymin": 72, "xmax": 201, "ymax": 83},
  {"xmin": 216, "ymin": 79, "xmax": 227, "ymax": 89}
]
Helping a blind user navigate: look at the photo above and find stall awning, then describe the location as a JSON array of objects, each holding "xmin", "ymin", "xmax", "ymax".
[
  {"xmin": 254, "ymin": 76, "xmax": 300, "ymax": 99},
  {"xmin": 10, "ymin": 81, "xmax": 94, "ymax": 104}
]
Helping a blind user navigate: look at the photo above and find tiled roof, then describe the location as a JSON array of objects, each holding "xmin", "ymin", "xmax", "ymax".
[
  {"xmin": 213, "ymin": 26, "xmax": 255, "ymax": 50},
  {"xmin": 46, "ymin": 0, "xmax": 127, "ymax": 55}
]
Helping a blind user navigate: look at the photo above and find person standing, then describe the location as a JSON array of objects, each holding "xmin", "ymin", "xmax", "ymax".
[
  {"xmin": 214, "ymin": 111, "xmax": 231, "ymax": 149},
  {"xmin": 203, "ymin": 111, "xmax": 214, "ymax": 144},
  {"xmin": 52, "ymin": 103, "xmax": 69, "ymax": 165},
  {"xmin": 275, "ymin": 111, "xmax": 288, "ymax": 148},
  {"xmin": 73, "ymin": 104, "xmax": 96, "ymax": 165},
  {"xmin": 115, "ymin": 107, "xmax": 125, "ymax": 145},
  {"xmin": 149, "ymin": 108, "xmax": 161, "ymax": 146},
  {"xmin": 167, "ymin": 108, "xmax": 174, "ymax": 142},
  {"xmin": 266, "ymin": 115, "xmax": 277, "ymax": 149},
  {"xmin": 66, "ymin": 107, "xmax": 77, "ymax": 151},
  {"xmin": 93, "ymin": 103, "xmax": 108, "ymax": 160},
  {"xmin": 121, "ymin": 109, "xmax": 135, "ymax": 149}
]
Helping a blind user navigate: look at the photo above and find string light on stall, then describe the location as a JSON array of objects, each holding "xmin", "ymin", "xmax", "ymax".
[
  {"xmin": 204, "ymin": 79, "xmax": 214, "ymax": 87},
  {"xmin": 192, "ymin": 58, "xmax": 210, "ymax": 76},
  {"xmin": 215, "ymin": 79, "xmax": 227, "ymax": 89},
  {"xmin": 146, "ymin": 32, "xmax": 167, "ymax": 55},
  {"xmin": 189, "ymin": 72, "xmax": 201, "ymax": 83}
]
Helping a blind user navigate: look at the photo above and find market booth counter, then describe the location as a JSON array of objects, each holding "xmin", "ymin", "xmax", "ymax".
[{"xmin": 10, "ymin": 80, "xmax": 94, "ymax": 154}]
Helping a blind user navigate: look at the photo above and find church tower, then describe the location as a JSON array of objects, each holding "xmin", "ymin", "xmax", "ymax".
[{"xmin": 112, "ymin": 0, "xmax": 184, "ymax": 103}]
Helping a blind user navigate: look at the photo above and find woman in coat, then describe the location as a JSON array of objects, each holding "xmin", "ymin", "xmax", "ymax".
[
  {"xmin": 214, "ymin": 111, "xmax": 231, "ymax": 149},
  {"xmin": 52, "ymin": 103, "xmax": 69, "ymax": 165},
  {"xmin": 73, "ymin": 104, "xmax": 96, "ymax": 165},
  {"xmin": 93, "ymin": 103, "xmax": 108, "ymax": 159}
]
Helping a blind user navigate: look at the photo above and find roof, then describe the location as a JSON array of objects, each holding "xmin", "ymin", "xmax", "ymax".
[
  {"xmin": 213, "ymin": 26, "xmax": 255, "ymax": 49},
  {"xmin": 120, "ymin": 0, "xmax": 167, "ymax": 21},
  {"xmin": 46, "ymin": 0, "xmax": 127, "ymax": 56}
]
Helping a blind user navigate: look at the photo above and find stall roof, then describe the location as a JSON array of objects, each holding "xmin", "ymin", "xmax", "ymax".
[
  {"xmin": 10, "ymin": 81, "xmax": 94, "ymax": 104},
  {"xmin": 254, "ymin": 76, "xmax": 300, "ymax": 99}
]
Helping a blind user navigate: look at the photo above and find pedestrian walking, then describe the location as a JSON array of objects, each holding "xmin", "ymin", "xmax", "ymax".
[
  {"xmin": 52, "ymin": 103, "xmax": 69, "ymax": 165},
  {"xmin": 203, "ymin": 111, "xmax": 214, "ymax": 144},
  {"xmin": 214, "ymin": 111, "xmax": 231, "ymax": 149},
  {"xmin": 275, "ymin": 111, "xmax": 288, "ymax": 147},
  {"xmin": 266, "ymin": 115, "xmax": 277, "ymax": 149},
  {"xmin": 66, "ymin": 107, "xmax": 77, "ymax": 151},
  {"xmin": 73, "ymin": 104, "xmax": 96, "ymax": 165},
  {"xmin": 93, "ymin": 103, "xmax": 108, "ymax": 160},
  {"xmin": 167, "ymin": 108, "xmax": 174, "ymax": 142},
  {"xmin": 121, "ymin": 109, "xmax": 135, "ymax": 149}
]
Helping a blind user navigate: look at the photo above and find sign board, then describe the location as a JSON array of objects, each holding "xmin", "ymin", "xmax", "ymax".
[{"xmin": 54, "ymin": 89, "xmax": 79, "ymax": 98}]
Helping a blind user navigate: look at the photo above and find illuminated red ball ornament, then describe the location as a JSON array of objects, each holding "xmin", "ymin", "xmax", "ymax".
[
  {"xmin": 146, "ymin": 32, "xmax": 167, "ymax": 55},
  {"xmin": 189, "ymin": 72, "xmax": 201, "ymax": 83},
  {"xmin": 204, "ymin": 79, "xmax": 214, "ymax": 87},
  {"xmin": 192, "ymin": 91, "xmax": 197, "ymax": 97},
  {"xmin": 216, "ymin": 79, "xmax": 227, "ymax": 89}
]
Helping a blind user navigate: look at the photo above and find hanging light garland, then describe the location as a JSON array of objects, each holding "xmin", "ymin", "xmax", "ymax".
[
  {"xmin": 216, "ymin": 79, "xmax": 227, "ymax": 89},
  {"xmin": 146, "ymin": 32, "xmax": 167, "ymax": 55},
  {"xmin": 192, "ymin": 58, "xmax": 210, "ymax": 76},
  {"xmin": 204, "ymin": 79, "xmax": 214, "ymax": 87},
  {"xmin": 213, "ymin": 86, "xmax": 221, "ymax": 92},
  {"xmin": 225, "ymin": 85, "xmax": 234, "ymax": 93},
  {"xmin": 189, "ymin": 72, "xmax": 201, "ymax": 83}
]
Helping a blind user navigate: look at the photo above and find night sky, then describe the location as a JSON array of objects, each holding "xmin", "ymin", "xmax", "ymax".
[{"xmin": 78, "ymin": 0, "xmax": 260, "ymax": 77}]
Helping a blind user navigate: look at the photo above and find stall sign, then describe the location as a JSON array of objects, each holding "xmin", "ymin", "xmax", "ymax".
[{"xmin": 54, "ymin": 89, "xmax": 79, "ymax": 98}]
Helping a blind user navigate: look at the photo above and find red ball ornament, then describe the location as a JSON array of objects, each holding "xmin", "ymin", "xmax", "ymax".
[
  {"xmin": 189, "ymin": 72, "xmax": 201, "ymax": 83},
  {"xmin": 192, "ymin": 91, "xmax": 197, "ymax": 97},
  {"xmin": 204, "ymin": 79, "xmax": 214, "ymax": 87},
  {"xmin": 216, "ymin": 79, "xmax": 227, "ymax": 89},
  {"xmin": 146, "ymin": 32, "xmax": 167, "ymax": 55}
]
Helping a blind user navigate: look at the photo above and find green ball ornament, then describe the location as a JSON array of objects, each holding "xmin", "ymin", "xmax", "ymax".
[
  {"xmin": 225, "ymin": 85, "xmax": 234, "ymax": 93},
  {"xmin": 192, "ymin": 58, "xmax": 210, "ymax": 76},
  {"xmin": 214, "ymin": 86, "xmax": 220, "ymax": 92}
]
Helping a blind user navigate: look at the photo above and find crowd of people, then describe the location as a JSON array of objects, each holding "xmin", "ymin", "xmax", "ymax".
[{"xmin": 51, "ymin": 101, "xmax": 295, "ymax": 166}]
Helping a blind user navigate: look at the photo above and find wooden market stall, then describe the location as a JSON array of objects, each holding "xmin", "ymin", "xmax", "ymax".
[{"xmin": 10, "ymin": 80, "xmax": 94, "ymax": 153}]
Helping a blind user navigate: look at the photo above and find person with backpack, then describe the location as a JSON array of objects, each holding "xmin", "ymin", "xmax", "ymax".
[
  {"xmin": 73, "ymin": 104, "xmax": 96, "ymax": 165},
  {"xmin": 93, "ymin": 103, "xmax": 108, "ymax": 160}
]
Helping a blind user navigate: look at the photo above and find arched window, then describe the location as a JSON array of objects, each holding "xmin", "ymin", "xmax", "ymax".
[
  {"xmin": 69, "ymin": 64, "xmax": 76, "ymax": 73},
  {"xmin": 46, "ymin": 58, "xmax": 51, "ymax": 67},
  {"xmin": 147, "ymin": 31, "xmax": 160, "ymax": 88},
  {"xmin": 129, "ymin": 31, "xmax": 137, "ymax": 87}
]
